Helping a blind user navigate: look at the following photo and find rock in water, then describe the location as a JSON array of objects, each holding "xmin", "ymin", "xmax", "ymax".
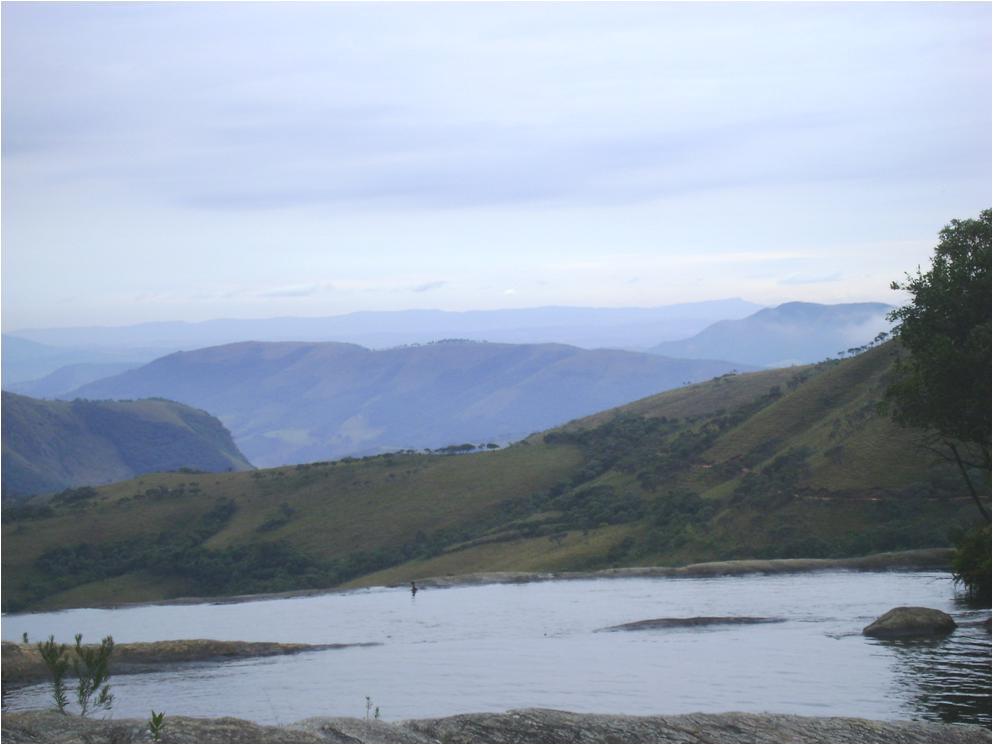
[{"xmin": 863, "ymin": 606, "xmax": 957, "ymax": 638}]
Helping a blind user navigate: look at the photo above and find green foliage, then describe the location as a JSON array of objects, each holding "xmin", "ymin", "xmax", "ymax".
[
  {"xmin": 37, "ymin": 634, "xmax": 114, "ymax": 717},
  {"xmin": 732, "ymin": 447, "xmax": 813, "ymax": 508},
  {"xmin": 148, "ymin": 711, "xmax": 166, "ymax": 741},
  {"xmin": 886, "ymin": 209, "xmax": 991, "ymax": 496},
  {"xmin": 37, "ymin": 636, "xmax": 70, "ymax": 713},
  {"xmin": 951, "ymin": 524, "xmax": 991, "ymax": 602},
  {"xmin": 71, "ymin": 633, "xmax": 114, "ymax": 717}
]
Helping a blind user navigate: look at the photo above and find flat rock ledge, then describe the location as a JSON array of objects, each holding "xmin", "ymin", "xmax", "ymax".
[
  {"xmin": 2, "ymin": 640, "xmax": 375, "ymax": 688},
  {"xmin": 3, "ymin": 708, "xmax": 990, "ymax": 744},
  {"xmin": 863, "ymin": 607, "xmax": 958, "ymax": 638},
  {"xmin": 598, "ymin": 617, "xmax": 785, "ymax": 632}
]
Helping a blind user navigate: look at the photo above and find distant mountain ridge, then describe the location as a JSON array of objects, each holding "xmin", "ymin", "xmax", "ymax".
[
  {"xmin": 651, "ymin": 302, "xmax": 892, "ymax": 367},
  {"xmin": 1, "ymin": 393, "xmax": 253, "ymax": 500},
  {"xmin": 6, "ymin": 362, "xmax": 142, "ymax": 398},
  {"xmin": 6, "ymin": 299, "xmax": 762, "ymax": 355},
  {"xmin": 68, "ymin": 340, "xmax": 751, "ymax": 467}
]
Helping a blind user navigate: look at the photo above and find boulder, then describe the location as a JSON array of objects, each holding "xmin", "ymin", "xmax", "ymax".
[{"xmin": 863, "ymin": 606, "xmax": 957, "ymax": 638}]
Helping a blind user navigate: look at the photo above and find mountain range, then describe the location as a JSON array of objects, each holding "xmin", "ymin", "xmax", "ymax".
[
  {"xmin": 1, "ymin": 392, "xmax": 252, "ymax": 500},
  {"xmin": 67, "ymin": 340, "xmax": 749, "ymax": 467},
  {"xmin": 5, "ymin": 299, "xmax": 762, "ymax": 370},
  {"xmin": 4, "ymin": 341, "xmax": 977, "ymax": 612}
]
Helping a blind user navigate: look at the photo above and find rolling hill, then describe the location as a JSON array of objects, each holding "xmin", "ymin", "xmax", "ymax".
[
  {"xmin": 650, "ymin": 302, "xmax": 892, "ymax": 367},
  {"xmin": 1, "ymin": 393, "xmax": 253, "ymax": 500},
  {"xmin": 3, "ymin": 341, "xmax": 983, "ymax": 612},
  {"xmin": 67, "ymin": 340, "xmax": 750, "ymax": 467}
]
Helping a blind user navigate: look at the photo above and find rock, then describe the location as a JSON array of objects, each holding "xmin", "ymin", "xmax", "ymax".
[
  {"xmin": 863, "ymin": 607, "xmax": 957, "ymax": 638},
  {"xmin": 2, "ymin": 708, "xmax": 989, "ymax": 744},
  {"xmin": 598, "ymin": 616, "xmax": 784, "ymax": 632},
  {"xmin": 405, "ymin": 709, "xmax": 991, "ymax": 744}
]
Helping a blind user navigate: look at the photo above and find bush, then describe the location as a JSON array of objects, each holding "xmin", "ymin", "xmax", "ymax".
[{"xmin": 952, "ymin": 523, "xmax": 991, "ymax": 602}]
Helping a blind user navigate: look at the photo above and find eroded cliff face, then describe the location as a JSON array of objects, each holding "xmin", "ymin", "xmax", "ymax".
[{"xmin": 3, "ymin": 708, "xmax": 990, "ymax": 744}]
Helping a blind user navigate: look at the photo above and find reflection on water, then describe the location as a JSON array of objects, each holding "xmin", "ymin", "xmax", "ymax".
[
  {"xmin": 2, "ymin": 571, "xmax": 989, "ymax": 727},
  {"xmin": 876, "ymin": 611, "xmax": 991, "ymax": 726}
]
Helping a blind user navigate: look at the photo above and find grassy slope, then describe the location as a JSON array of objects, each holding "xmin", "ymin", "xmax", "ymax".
[{"xmin": 2, "ymin": 343, "xmax": 983, "ymax": 611}]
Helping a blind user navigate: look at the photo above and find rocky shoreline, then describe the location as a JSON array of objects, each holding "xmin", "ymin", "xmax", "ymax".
[
  {"xmin": 3, "ymin": 707, "xmax": 990, "ymax": 743},
  {"xmin": 1, "ymin": 640, "xmax": 375, "ymax": 688}
]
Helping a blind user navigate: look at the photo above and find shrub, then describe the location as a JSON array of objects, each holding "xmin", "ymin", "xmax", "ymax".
[
  {"xmin": 952, "ymin": 523, "xmax": 991, "ymax": 603},
  {"xmin": 37, "ymin": 633, "xmax": 114, "ymax": 716}
]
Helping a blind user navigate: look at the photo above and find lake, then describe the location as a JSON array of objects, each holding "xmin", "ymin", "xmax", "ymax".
[{"xmin": 2, "ymin": 571, "xmax": 989, "ymax": 727}]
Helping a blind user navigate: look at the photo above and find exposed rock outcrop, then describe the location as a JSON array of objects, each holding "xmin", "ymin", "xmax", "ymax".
[
  {"xmin": 863, "ymin": 607, "xmax": 958, "ymax": 638},
  {"xmin": 2, "ymin": 708, "xmax": 990, "ymax": 744},
  {"xmin": 598, "ymin": 616, "xmax": 784, "ymax": 632},
  {"xmin": 1, "ymin": 640, "xmax": 376, "ymax": 688}
]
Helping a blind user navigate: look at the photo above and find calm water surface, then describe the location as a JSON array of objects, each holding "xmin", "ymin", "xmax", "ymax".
[{"xmin": 2, "ymin": 571, "xmax": 990, "ymax": 726}]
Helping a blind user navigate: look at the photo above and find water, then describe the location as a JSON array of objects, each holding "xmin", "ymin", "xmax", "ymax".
[{"xmin": 3, "ymin": 571, "xmax": 989, "ymax": 726}]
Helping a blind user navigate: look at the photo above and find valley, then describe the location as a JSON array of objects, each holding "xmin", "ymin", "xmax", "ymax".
[{"xmin": 3, "ymin": 342, "xmax": 979, "ymax": 613}]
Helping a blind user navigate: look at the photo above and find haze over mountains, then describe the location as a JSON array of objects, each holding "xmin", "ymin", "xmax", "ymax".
[
  {"xmin": 2, "ymin": 300, "xmax": 892, "ymax": 394},
  {"xmin": 7, "ymin": 300, "xmax": 762, "ymax": 356},
  {"xmin": 651, "ymin": 302, "xmax": 892, "ymax": 367},
  {"xmin": 68, "ymin": 340, "xmax": 749, "ymax": 467},
  {"xmin": 1, "ymin": 392, "xmax": 252, "ymax": 500}
]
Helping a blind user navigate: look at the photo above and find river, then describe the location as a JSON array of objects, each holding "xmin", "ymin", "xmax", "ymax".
[{"xmin": 2, "ymin": 571, "xmax": 989, "ymax": 727}]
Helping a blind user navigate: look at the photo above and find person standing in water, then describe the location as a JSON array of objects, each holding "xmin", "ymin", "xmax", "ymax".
[{"xmin": 410, "ymin": 581, "xmax": 418, "ymax": 597}]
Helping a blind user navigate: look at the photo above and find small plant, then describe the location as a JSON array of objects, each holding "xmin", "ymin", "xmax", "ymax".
[
  {"xmin": 37, "ymin": 636, "xmax": 70, "ymax": 713},
  {"xmin": 22, "ymin": 632, "xmax": 28, "ymax": 644},
  {"xmin": 72, "ymin": 633, "xmax": 114, "ymax": 717},
  {"xmin": 37, "ymin": 633, "xmax": 115, "ymax": 716},
  {"xmin": 148, "ymin": 710, "xmax": 166, "ymax": 741},
  {"xmin": 374, "ymin": 706, "xmax": 381, "ymax": 720}
]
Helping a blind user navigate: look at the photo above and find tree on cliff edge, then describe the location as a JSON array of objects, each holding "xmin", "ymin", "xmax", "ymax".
[{"xmin": 886, "ymin": 208, "xmax": 991, "ymax": 520}]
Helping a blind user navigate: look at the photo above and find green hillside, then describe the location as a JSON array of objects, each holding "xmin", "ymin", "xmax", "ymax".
[
  {"xmin": 1, "ymin": 393, "xmax": 253, "ymax": 500},
  {"xmin": 2, "ymin": 343, "xmax": 984, "ymax": 612}
]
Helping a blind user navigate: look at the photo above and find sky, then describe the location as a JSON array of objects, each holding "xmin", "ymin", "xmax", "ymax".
[{"xmin": 2, "ymin": 1, "xmax": 990, "ymax": 331}]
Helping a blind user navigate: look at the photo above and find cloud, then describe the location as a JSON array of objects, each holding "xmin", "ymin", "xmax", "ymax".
[
  {"xmin": 411, "ymin": 280, "xmax": 448, "ymax": 293},
  {"xmin": 258, "ymin": 283, "xmax": 334, "ymax": 298}
]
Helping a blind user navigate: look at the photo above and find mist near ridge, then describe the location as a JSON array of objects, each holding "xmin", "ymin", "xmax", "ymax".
[{"xmin": 651, "ymin": 302, "xmax": 893, "ymax": 367}]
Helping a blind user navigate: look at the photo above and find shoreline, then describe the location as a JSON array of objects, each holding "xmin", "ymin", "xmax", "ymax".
[
  {"xmin": 1, "ymin": 639, "xmax": 375, "ymax": 688},
  {"xmin": 2, "ymin": 707, "xmax": 989, "ymax": 743},
  {"xmin": 6, "ymin": 547, "xmax": 955, "ymax": 614}
]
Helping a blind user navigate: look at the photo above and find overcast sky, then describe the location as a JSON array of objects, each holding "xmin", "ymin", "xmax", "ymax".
[{"xmin": 2, "ymin": 2, "xmax": 990, "ymax": 331}]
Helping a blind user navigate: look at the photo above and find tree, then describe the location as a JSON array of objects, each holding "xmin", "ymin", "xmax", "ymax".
[{"xmin": 886, "ymin": 208, "xmax": 991, "ymax": 520}]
